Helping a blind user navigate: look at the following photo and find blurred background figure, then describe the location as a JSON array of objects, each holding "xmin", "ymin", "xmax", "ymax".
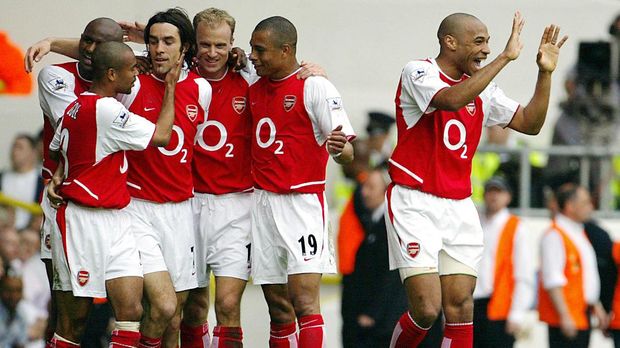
[
  {"xmin": 18, "ymin": 228, "xmax": 49, "ymax": 321},
  {"xmin": 538, "ymin": 183, "xmax": 608, "ymax": 348},
  {"xmin": 0, "ymin": 269, "xmax": 46, "ymax": 348},
  {"xmin": 0, "ymin": 227, "xmax": 23, "ymax": 272},
  {"xmin": 365, "ymin": 111, "xmax": 395, "ymax": 167},
  {"xmin": 473, "ymin": 177, "xmax": 535, "ymax": 347},
  {"xmin": 0, "ymin": 30, "xmax": 33, "ymax": 95},
  {"xmin": 0, "ymin": 134, "xmax": 43, "ymax": 230}
]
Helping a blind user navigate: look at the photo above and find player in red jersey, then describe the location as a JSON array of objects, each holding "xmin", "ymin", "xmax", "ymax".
[
  {"xmin": 386, "ymin": 12, "xmax": 567, "ymax": 348},
  {"xmin": 248, "ymin": 16, "xmax": 355, "ymax": 348},
  {"xmin": 31, "ymin": 18, "xmax": 124, "ymax": 345},
  {"xmin": 46, "ymin": 41, "xmax": 181, "ymax": 348}
]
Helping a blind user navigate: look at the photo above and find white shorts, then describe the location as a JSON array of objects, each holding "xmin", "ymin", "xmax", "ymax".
[
  {"xmin": 40, "ymin": 185, "xmax": 55, "ymax": 260},
  {"xmin": 385, "ymin": 184, "xmax": 483, "ymax": 275},
  {"xmin": 52, "ymin": 202, "xmax": 142, "ymax": 297},
  {"xmin": 125, "ymin": 198, "xmax": 198, "ymax": 291},
  {"xmin": 251, "ymin": 189, "xmax": 336, "ymax": 284},
  {"xmin": 192, "ymin": 192, "xmax": 252, "ymax": 287}
]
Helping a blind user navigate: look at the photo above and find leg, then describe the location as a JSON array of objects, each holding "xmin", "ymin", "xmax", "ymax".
[
  {"xmin": 107, "ymin": 276, "xmax": 144, "ymax": 347},
  {"xmin": 140, "ymin": 271, "xmax": 178, "ymax": 346},
  {"xmin": 162, "ymin": 290, "xmax": 189, "ymax": 348},
  {"xmin": 440, "ymin": 274, "xmax": 476, "ymax": 348},
  {"xmin": 262, "ymin": 283, "xmax": 297, "ymax": 347},
  {"xmin": 288, "ymin": 273, "xmax": 324, "ymax": 347},
  {"xmin": 181, "ymin": 286, "xmax": 211, "ymax": 348},
  {"xmin": 210, "ymin": 276, "xmax": 247, "ymax": 347},
  {"xmin": 54, "ymin": 291, "xmax": 92, "ymax": 344},
  {"xmin": 389, "ymin": 272, "xmax": 442, "ymax": 348}
]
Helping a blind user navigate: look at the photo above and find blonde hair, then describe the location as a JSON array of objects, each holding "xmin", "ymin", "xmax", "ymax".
[{"xmin": 193, "ymin": 8, "xmax": 236, "ymax": 38}]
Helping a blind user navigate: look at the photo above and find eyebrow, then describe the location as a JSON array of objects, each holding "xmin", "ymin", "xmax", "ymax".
[{"xmin": 149, "ymin": 35, "xmax": 177, "ymax": 41}]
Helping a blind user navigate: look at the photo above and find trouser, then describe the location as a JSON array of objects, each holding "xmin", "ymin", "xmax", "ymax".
[{"xmin": 473, "ymin": 298, "xmax": 515, "ymax": 348}]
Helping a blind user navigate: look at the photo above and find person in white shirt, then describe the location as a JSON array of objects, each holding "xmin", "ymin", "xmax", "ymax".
[
  {"xmin": 473, "ymin": 177, "xmax": 535, "ymax": 347},
  {"xmin": 539, "ymin": 183, "xmax": 609, "ymax": 348}
]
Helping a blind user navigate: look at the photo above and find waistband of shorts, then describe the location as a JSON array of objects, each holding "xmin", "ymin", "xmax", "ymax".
[{"xmin": 193, "ymin": 191, "xmax": 253, "ymax": 200}]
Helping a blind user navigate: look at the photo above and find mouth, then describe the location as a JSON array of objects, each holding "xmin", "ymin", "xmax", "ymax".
[
  {"xmin": 472, "ymin": 57, "xmax": 486, "ymax": 69},
  {"xmin": 81, "ymin": 53, "xmax": 92, "ymax": 66}
]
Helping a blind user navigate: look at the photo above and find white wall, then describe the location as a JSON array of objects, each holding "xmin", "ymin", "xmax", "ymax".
[{"xmin": 0, "ymin": 0, "xmax": 618, "ymax": 169}]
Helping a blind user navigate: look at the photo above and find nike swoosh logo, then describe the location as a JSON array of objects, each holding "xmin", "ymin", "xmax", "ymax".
[{"xmin": 144, "ymin": 107, "xmax": 156, "ymax": 111}]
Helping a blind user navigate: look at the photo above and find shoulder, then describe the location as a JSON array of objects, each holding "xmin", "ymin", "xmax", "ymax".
[
  {"xmin": 38, "ymin": 64, "xmax": 76, "ymax": 87},
  {"xmin": 304, "ymin": 75, "xmax": 336, "ymax": 92},
  {"xmin": 402, "ymin": 59, "xmax": 436, "ymax": 78}
]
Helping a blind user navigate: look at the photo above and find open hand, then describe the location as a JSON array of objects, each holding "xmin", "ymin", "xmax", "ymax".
[
  {"xmin": 536, "ymin": 24, "xmax": 568, "ymax": 73},
  {"xmin": 502, "ymin": 11, "xmax": 525, "ymax": 61}
]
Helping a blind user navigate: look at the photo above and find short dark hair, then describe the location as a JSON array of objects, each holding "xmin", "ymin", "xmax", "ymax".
[
  {"xmin": 254, "ymin": 16, "xmax": 297, "ymax": 50},
  {"xmin": 13, "ymin": 134, "xmax": 36, "ymax": 149},
  {"xmin": 555, "ymin": 183, "xmax": 580, "ymax": 211},
  {"xmin": 91, "ymin": 41, "xmax": 133, "ymax": 81},
  {"xmin": 144, "ymin": 8, "xmax": 195, "ymax": 66}
]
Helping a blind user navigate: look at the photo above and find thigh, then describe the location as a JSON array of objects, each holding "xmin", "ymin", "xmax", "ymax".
[
  {"xmin": 251, "ymin": 190, "xmax": 287, "ymax": 284},
  {"xmin": 441, "ymin": 198, "xmax": 484, "ymax": 274},
  {"xmin": 143, "ymin": 271, "xmax": 177, "ymax": 310}
]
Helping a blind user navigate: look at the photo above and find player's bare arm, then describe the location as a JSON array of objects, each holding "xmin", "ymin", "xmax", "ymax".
[
  {"xmin": 150, "ymin": 53, "xmax": 184, "ymax": 147},
  {"xmin": 24, "ymin": 38, "xmax": 80, "ymax": 72},
  {"xmin": 432, "ymin": 12, "xmax": 525, "ymax": 111},
  {"xmin": 327, "ymin": 125, "xmax": 354, "ymax": 164},
  {"xmin": 47, "ymin": 158, "xmax": 65, "ymax": 208},
  {"xmin": 508, "ymin": 24, "xmax": 567, "ymax": 134}
]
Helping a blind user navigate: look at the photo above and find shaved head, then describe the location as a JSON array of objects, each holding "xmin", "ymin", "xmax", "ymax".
[
  {"xmin": 437, "ymin": 13, "xmax": 483, "ymax": 42},
  {"xmin": 84, "ymin": 17, "xmax": 124, "ymax": 42},
  {"xmin": 92, "ymin": 41, "xmax": 133, "ymax": 80},
  {"xmin": 254, "ymin": 16, "xmax": 297, "ymax": 50}
]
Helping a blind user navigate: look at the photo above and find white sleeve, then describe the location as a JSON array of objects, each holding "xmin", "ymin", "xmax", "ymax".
[
  {"xmin": 96, "ymin": 98, "xmax": 155, "ymax": 152},
  {"xmin": 49, "ymin": 117, "xmax": 64, "ymax": 152},
  {"xmin": 194, "ymin": 77, "xmax": 212, "ymax": 120},
  {"xmin": 38, "ymin": 65, "xmax": 78, "ymax": 127},
  {"xmin": 481, "ymin": 82, "xmax": 520, "ymax": 127},
  {"xmin": 540, "ymin": 230, "xmax": 568, "ymax": 289},
  {"xmin": 303, "ymin": 76, "xmax": 356, "ymax": 145},
  {"xmin": 401, "ymin": 60, "xmax": 450, "ymax": 115},
  {"xmin": 508, "ymin": 222, "xmax": 536, "ymax": 322}
]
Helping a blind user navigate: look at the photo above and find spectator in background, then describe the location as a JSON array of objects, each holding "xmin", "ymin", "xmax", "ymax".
[
  {"xmin": 0, "ymin": 134, "xmax": 43, "ymax": 230},
  {"xmin": 0, "ymin": 269, "xmax": 47, "ymax": 348},
  {"xmin": 18, "ymin": 228, "xmax": 49, "ymax": 319},
  {"xmin": 0, "ymin": 227, "xmax": 22, "ymax": 271},
  {"xmin": 365, "ymin": 111, "xmax": 395, "ymax": 167},
  {"xmin": 538, "ymin": 183, "xmax": 608, "ymax": 348},
  {"xmin": 473, "ymin": 177, "xmax": 535, "ymax": 347}
]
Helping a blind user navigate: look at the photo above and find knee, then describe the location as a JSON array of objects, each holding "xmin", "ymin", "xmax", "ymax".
[
  {"xmin": 148, "ymin": 297, "xmax": 177, "ymax": 325},
  {"xmin": 266, "ymin": 296, "xmax": 295, "ymax": 323},
  {"xmin": 290, "ymin": 293, "xmax": 320, "ymax": 318},
  {"xmin": 115, "ymin": 302, "xmax": 143, "ymax": 322},
  {"xmin": 215, "ymin": 294, "xmax": 241, "ymax": 322},
  {"xmin": 443, "ymin": 293, "xmax": 473, "ymax": 321},
  {"xmin": 183, "ymin": 294, "xmax": 209, "ymax": 325},
  {"xmin": 411, "ymin": 301, "xmax": 442, "ymax": 327}
]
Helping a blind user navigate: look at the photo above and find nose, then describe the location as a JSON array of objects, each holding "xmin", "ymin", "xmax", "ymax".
[
  {"xmin": 249, "ymin": 49, "xmax": 257, "ymax": 62},
  {"xmin": 153, "ymin": 41, "xmax": 165, "ymax": 53},
  {"xmin": 482, "ymin": 42, "xmax": 491, "ymax": 55},
  {"xmin": 84, "ymin": 42, "xmax": 96, "ymax": 54}
]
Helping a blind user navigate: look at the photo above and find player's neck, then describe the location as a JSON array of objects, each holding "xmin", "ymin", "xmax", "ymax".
[
  {"xmin": 89, "ymin": 83, "xmax": 116, "ymax": 98},
  {"xmin": 270, "ymin": 61, "xmax": 300, "ymax": 80},
  {"xmin": 435, "ymin": 55, "xmax": 464, "ymax": 80}
]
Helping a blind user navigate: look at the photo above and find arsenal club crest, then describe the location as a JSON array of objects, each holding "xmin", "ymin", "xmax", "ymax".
[
  {"xmin": 77, "ymin": 270, "xmax": 90, "ymax": 286},
  {"xmin": 407, "ymin": 242, "xmax": 420, "ymax": 258},
  {"xmin": 186, "ymin": 105, "xmax": 198, "ymax": 122},
  {"xmin": 466, "ymin": 101, "xmax": 476, "ymax": 116},
  {"xmin": 283, "ymin": 95, "xmax": 296, "ymax": 112},
  {"xmin": 232, "ymin": 96, "xmax": 246, "ymax": 115}
]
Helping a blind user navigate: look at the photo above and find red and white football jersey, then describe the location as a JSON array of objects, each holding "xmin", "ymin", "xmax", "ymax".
[
  {"xmin": 192, "ymin": 67, "xmax": 258, "ymax": 194},
  {"xmin": 390, "ymin": 59, "xmax": 519, "ymax": 199},
  {"xmin": 249, "ymin": 69, "xmax": 355, "ymax": 194},
  {"xmin": 118, "ymin": 70, "xmax": 211, "ymax": 202},
  {"xmin": 50, "ymin": 92, "xmax": 155, "ymax": 209},
  {"xmin": 38, "ymin": 62, "xmax": 92, "ymax": 180}
]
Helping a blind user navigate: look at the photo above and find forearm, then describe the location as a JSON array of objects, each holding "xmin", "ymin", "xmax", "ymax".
[
  {"xmin": 520, "ymin": 70, "xmax": 552, "ymax": 134},
  {"xmin": 333, "ymin": 141, "xmax": 353, "ymax": 164},
  {"xmin": 49, "ymin": 38, "xmax": 80, "ymax": 60},
  {"xmin": 547, "ymin": 287, "xmax": 571, "ymax": 317},
  {"xmin": 433, "ymin": 54, "xmax": 511, "ymax": 111},
  {"xmin": 151, "ymin": 85, "xmax": 176, "ymax": 146},
  {"xmin": 508, "ymin": 279, "xmax": 535, "ymax": 322}
]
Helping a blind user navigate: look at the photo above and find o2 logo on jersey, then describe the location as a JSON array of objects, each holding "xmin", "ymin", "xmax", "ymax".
[
  {"xmin": 256, "ymin": 117, "xmax": 284, "ymax": 155},
  {"xmin": 158, "ymin": 125, "xmax": 189, "ymax": 163},
  {"xmin": 466, "ymin": 101, "xmax": 476, "ymax": 116},
  {"xmin": 406, "ymin": 242, "xmax": 420, "ymax": 258},
  {"xmin": 283, "ymin": 95, "xmax": 296, "ymax": 112},
  {"xmin": 443, "ymin": 119, "xmax": 468, "ymax": 159},
  {"xmin": 77, "ymin": 270, "xmax": 90, "ymax": 286},
  {"xmin": 232, "ymin": 97, "xmax": 246, "ymax": 115},
  {"xmin": 195, "ymin": 120, "xmax": 235, "ymax": 158},
  {"xmin": 186, "ymin": 105, "xmax": 198, "ymax": 122}
]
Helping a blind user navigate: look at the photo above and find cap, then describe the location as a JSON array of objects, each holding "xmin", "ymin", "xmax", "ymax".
[
  {"xmin": 366, "ymin": 111, "xmax": 395, "ymax": 136},
  {"xmin": 484, "ymin": 176, "xmax": 511, "ymax": 193}
]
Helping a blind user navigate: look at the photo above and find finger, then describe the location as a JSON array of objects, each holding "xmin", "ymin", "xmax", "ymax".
[
  {"xmin": 540, "ymin": 26, "xmax": 550, "ymax": 46},
  {"xmin": 24, "ymin": 49, "xmax": 33, "ymax": 73},
  {"xmin": 518, "ymin": 16, "xmax": 525, "ymax": 34},
  {"xmin": 557, "ymin": 35, "xmax": 568, "ymax": 48},
  {"xmin": 551, "ymin": 25, "xmax": 560, "ymax": 44},
  {"xmin": 332, "ymin": 124, "xmax": 343, "ymax": 132}
]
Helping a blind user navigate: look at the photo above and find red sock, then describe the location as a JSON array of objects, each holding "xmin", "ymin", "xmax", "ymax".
[
  {"xmin": 49, "ymin": 334, "xmax": 79, "ymax": 348},
  {"xmin": 389, "ymin": 312, "xmax": 430, "ymax": 348},
  {"xmin": 180, "ymin": 322, "xmax": 210, "ymax": 348},
  {"xmin": 442, "ymin": 322, "xmax": 473, "ymax": 348},
  {"xmin": 110, "ymin": 329, "xmax": 141, "ymax": 348},
  {"xmin": 211, "ymin": 326, "xmax": 243, "ymax": 347},
  {"xmin": 298, "ymin": 314, "xmax": 325, "ymax": 348},
  {"xmin": 137, "ymin": 335, "xmax": 162, "ymax": 348},
  {"xmin": 269, "ymin": 322, "xmax": 298, "ymax": 348}
]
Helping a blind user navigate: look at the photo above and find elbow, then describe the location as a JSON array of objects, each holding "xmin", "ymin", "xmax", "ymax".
[{"xmin": 151, "ymin": 134, "xmax": 171, "ymax": 147}]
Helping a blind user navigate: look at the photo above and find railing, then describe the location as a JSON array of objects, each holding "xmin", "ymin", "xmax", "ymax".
[{"xmin": 477, "ymin": 144, "xmax": 620, "ymax": 218}]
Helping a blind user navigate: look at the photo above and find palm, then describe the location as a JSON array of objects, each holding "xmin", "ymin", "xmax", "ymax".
[{"xmin": 536, "ymin": 24, "xmax": 567, "ymax": 73}]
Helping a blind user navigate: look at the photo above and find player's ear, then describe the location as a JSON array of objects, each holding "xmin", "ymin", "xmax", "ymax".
[
  {"xmin": 107, "ymin": 68, "xmax": 117, "ymax": 82},
  {"xmin": 444, "ymin": 34, "xmax": 457, "ymax": 51}
]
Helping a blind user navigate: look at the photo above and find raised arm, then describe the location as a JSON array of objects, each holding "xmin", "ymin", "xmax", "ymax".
[
  {"xmin": 432, "ymin": 12, "xmax": 525, "ymax": 111},
  {"xmin": 150, "ymin": 53, "xmax": 184, "ymax": 146},
  {"xmin": 24, "ymin": 38, "xmax": 80, "ymax": 73},
  {"xmin": 508, "ymin": 25, "xmax": 568, "ymax": 134}
]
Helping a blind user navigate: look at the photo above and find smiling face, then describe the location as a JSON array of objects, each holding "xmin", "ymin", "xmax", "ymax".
[
  {"xmin": 116, "ymin": 52, "xmax": 138, "ymax": 94},
  {"xmin": 148, "ymin": 22, "xmax": 186, "ymax": 78},
  {"xmin": 250, "ymin": 29, "xmax": 285, "ymax": 78},
  {"xmin": 195, "ymin": 21, "xmax": 233, "ymax": 79},
  {"xmin": 453, "ymin": 19, "xmax": 490, "ymax": 76}
]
